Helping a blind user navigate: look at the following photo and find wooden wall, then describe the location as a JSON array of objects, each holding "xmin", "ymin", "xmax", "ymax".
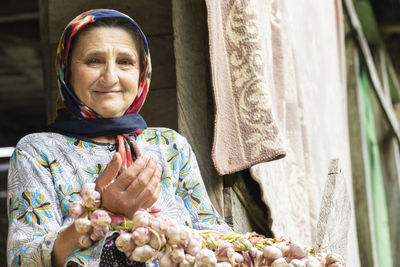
[
  {"xmin": 345, "ymin": 1, "xmax": 400, "ymax": 264},
  {"xmin": 0, "ymin": 2, "xmax": 44, "ymax": 265}
]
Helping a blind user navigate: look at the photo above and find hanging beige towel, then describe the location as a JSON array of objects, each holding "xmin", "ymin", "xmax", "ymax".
[{"xmin": 205, "ymin": 0, "xmax": 286, "ymax": 175}]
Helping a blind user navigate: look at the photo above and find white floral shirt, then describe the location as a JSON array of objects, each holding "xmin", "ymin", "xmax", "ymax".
[{"xmin": 7, "ymin": 128, "xmax": 231, "ymax": 267}]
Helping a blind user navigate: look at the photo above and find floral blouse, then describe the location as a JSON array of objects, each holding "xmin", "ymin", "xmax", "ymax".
[{"xmin": 7, "ymin": 127, "xmax": 231, "ymax": 267}]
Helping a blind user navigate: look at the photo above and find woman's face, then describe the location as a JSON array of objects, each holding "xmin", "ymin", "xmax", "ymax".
[{"xmin": 69, "ymin": 26, "xmax": 140, "ymax": 118}]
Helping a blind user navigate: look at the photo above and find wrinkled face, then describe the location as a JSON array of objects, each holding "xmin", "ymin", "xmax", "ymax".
[{"xmin": 70, "ymin": 26, "xmax": 140, "ymax": 118}]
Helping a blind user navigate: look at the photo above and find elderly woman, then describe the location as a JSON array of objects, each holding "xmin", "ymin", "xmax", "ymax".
[{"xmin": 7, "ymin": 9, "xmax": 231, "ymax": 267}]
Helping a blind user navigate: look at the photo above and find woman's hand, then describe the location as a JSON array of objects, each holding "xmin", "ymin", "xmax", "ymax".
[{"xmin": 95, "ymin": 152, "xmax": 162, "ymax": 219}]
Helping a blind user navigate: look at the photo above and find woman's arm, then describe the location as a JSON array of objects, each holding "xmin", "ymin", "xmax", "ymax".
[
  {"xmin": 51, "ymin": 223, "xmax": 81, "ymax": 267},
  {"xmin": 8, "ymin": 143, "xmax": 64, "ymax": 266}
]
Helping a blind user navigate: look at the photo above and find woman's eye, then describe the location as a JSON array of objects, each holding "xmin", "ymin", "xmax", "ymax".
[
  {"xmin": 119, "ymin": 59, "xmax": 133, "ymax": 65},
  {"xmin": 87, "ymin": 58, "xmax": 100, "ymax": 64}
]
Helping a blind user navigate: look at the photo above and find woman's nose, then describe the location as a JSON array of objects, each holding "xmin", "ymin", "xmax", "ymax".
[{"xmin": 100, "ymin": 63, "xmax": 118, "ymax": 86}]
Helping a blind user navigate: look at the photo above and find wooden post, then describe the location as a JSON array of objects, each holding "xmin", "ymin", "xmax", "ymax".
[
  {"xmin": 346, "ymin": 41, "xmax": 377, "ymax": 267},
  {"xmin": 39, "ymin": 0, "xmax": 58, "ymax": 123},
  {"xmin": 172, "ymin": 0, "xmax": 224, "ymax": 215},
  {"xmin": 377, "ymin": 50, "xmax": 400, "ymax": 264}
]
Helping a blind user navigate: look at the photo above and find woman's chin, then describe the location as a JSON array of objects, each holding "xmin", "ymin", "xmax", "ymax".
[
  {"xmin": 88, "ymin": 99, "xmax": 133, "ymax": 118},
  {"xmin": 94, "ymin": 108, "xmax": 125, "ymax": 119}
]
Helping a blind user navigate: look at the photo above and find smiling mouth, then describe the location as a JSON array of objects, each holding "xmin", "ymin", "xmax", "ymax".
[{"xmin": 94, "ymin": 91, "xmax": 121, "ymax": 94}]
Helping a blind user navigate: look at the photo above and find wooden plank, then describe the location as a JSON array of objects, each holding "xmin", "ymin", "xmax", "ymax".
[
  {"xmin": 140, "ymin": 88, "xmax": 177, "ymax": 130},
  {"xmin": 394, "ymin": 104, "xmax": 400, "ymax": 192},
  {"xmin": 380, "ymin": 50, "xmax": 390, "ymax": 97},
  {"xmin": 0, "ymin": 0, "xmax": 38, "ymax": 16},
  {"xmin": 377, "ymin": 48, "xmax": 400, "ymax": 265},
  {"xmin": 0, "ymin": 95, "xmax": 43, "ymax": 103},
  {"xmin": 232, "ymin": 171, "xmax": 272, "ymax": 235},
  {"xmin": 0, "ymin": 34, "xmax": 40, "ymax": 49},
  {"xmin": 0, "ymin": 68, "xmax": 20, "ymax": 75},
  {"xmin": 146, "ymin": 35, "xmax": 176, "ymax": 90},
  {"xmin": 346, "ymin": 41, "xmax": 377, "ymax": 267},
  {"xmin": 0, "ymin": 97, "xmax": 44, "ymax": 107},
  {"xmin": 231, "ymin": 189, "xmax": 254, "ymax": 234},
  {"xmin": 0, "ymin": 12, "xmax": 38, "ymax": 23},
  {"xmin": 0, "ymin": 92, "xmax": 43, "ymax": 100},
  {"xmin": 39, "ymin": 0, "xmax": 57, "ymax": 123},
  {"xmin": 172, "ymin": 0, "xmax": 224, "ymax": 216},
  {"xmin": 0, "ymin": 55, "xmax": 16, "ymax": 68},
  {"xmin": 47, "ymin": 0, "xmax": 173, "ymax": 44},
  {"xmin": 0, "ymin": 74, "xmax": 29, "ymax": 85},
  {"xmin": 0, "ymin": 83, "xmax": 42, "ymax": 94},
  {"xmin": 222, "ymin": 187, "xmax": 233, "ymax": 229},
  {"xmin": 0, "ymin": 85, "xmax": 43, "ymax": 107},
  {"xmin": 0, "ymin": 108, "xmax": 45, "ymax": 126},
  {"xmin": 2, "ymin": 45, "xmax": 43, "ymax": 88},
  {"xmin": 381, "ymin": 25, "xmax": 400, "ymax": 34},
  {"xmin": 0, "ymin": 102, "xmax": 44, "ymax": 111},
  {"xmin": 387, "ymin": 56, "xmax": 400, "ymax": 102},
  {"xmin": 379, "ymin": 137, "xmax": 400, "ymax": 264},
  {"xmin": 352, "ymin": 1, "xmax": 380, "ymax": 44},
  {"xmin": 344, "ymin": 0, "xmax": 400, "ymax": 143}
]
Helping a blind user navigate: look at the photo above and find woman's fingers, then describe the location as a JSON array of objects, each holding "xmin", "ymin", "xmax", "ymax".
[
  {"xmin": 95, "ymin": 152, "xmax": 122, "ymax": 193},
  {"xmin": 125, "ymin": 159, "xmax": 157, "ymax": 195},
  {"xmin": 141, "ymin": 183, "xmax": 161, "ymax": 210},
  {"xmin": 134, "ymin": 163, "xmax": 162, "ymax": 209},
  {"xmin": 113, "ymin": 157, "xmax": 147, "ymax": 190},
  {"xmin": 99, "ymin": 157, "xmax": 162, "ymax": 218}
]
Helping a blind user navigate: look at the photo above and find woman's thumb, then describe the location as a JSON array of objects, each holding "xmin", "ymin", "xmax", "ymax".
[{"xmin": 95, "ymin": 152, "xmax": 121, "ymax": 192}]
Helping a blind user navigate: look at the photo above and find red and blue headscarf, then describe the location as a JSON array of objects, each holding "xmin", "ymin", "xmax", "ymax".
[{"xmin": 48, "ymin": 9, "xmax": 152, "ymax": 170}]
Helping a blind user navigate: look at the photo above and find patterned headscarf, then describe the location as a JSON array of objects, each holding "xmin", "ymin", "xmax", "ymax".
[
  {"xmin": 56, "ymin": 9, "xmax": 151, "ymax": 117},
  {"xmin": 49, "ymin": 9, "xmax": 151, "ymax": 171}
]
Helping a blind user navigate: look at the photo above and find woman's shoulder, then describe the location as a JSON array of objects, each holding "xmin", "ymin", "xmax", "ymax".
[
  {"xmin": 141, "ymin": 127, "xmax": 179, "ymax": 136},
  {"xmin": 140, "ymin": 127, "xmax": 186, "ymax": 143},
  {"xmin": 139, "ymin": 127, "xmax": 188, "ymax": 145},
  {"xmin": 15, "ymin": 132, "xmax": 68, "ymax": 151}
]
